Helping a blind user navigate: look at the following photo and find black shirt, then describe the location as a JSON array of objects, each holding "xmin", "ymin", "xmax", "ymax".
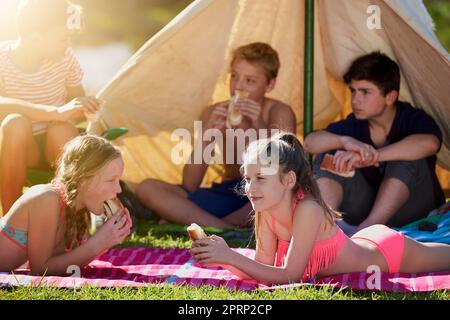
[{"xmin": 324, "ymin": 101, "xmax": 444, "ymax": 202}]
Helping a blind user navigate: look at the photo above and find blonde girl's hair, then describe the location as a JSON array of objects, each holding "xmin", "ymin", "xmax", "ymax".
[
  {"xmin": 240, "ymin": 132, "xmax": 341, "ymax": 249},
  {"xmin": 55, "ymin": 134, "xmax": 122, "ymax": 251}
]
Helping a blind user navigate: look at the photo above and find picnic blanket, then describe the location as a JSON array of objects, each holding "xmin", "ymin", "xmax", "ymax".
[
  {"xmin": 395, "ymin": 201, "xmax": 450, "ymax": 244},
  {"xmin": 1, "ymin": 247, "xmax": 449, "ymax": 292}
]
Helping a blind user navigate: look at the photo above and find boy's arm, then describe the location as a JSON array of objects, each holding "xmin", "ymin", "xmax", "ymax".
[
  {"xmin": 182, "ymin": 106, "xmax": 216, "ymax": 192},
  {"xmin": 377, "ymin": 134, "xmax": 441, "ymax": 162},
  {"xmin": 268, "ymin": 103, "xmax": 297, "ymax": 133},
  {"xmin": 303, "ymin": 130, "xmax": 345, "ymax": 154},
  {"xmin": 305, "ymin": 130, "xmax": 378, "ymax": 164}
]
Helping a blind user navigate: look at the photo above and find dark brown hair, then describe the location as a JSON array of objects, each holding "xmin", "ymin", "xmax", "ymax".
[{"xmin": 343, "ymin": 51, "xmax": 400, "ymax": 96}]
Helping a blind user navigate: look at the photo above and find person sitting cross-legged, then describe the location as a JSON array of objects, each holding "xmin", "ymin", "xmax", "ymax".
[{"xmin": 304, "ymin": 51, "xmax": 445, "ymax": 234}]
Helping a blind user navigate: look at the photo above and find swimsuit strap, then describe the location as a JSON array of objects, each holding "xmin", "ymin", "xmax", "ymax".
[{"xmin": 272, "ymin": 189, "xmax": 306, "ymax": 233}]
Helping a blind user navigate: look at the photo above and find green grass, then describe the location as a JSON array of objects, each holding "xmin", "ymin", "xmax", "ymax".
[
  {"xmin": 1, "ymin": 219, "xmax": 449, "ymax": 300},
  {"xmin": 1, "ymin": 284, "xmax": 449, "ymax": 300}
]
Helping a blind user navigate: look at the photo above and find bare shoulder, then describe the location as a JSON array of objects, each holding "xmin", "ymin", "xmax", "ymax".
[
  {"xmin": 270, "ymin": 99, "xmax": 294, "ymax": 112},
  {"xmin": 21, "ymin": 184, "xmax": 61, "ymax": 217},
  {"xmin": 267, "ymin": 99, "xmax": 297, "ymax": 132},
  {"xmin": 293, "ymin": 199, "xmax": 326, "ymax": 225},
  {"xmin": 268, "ymin": 100, "xmax": 294, "ymax": 115}
]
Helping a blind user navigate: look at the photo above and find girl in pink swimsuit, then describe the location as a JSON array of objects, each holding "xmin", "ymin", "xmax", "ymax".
[
  {"xmin": 190, "ymin": 132, "xmax": 450, "ymax": 285},
  {"xmin": 0, "ymin": 135, "xmax": 132, "ymax": 275}
]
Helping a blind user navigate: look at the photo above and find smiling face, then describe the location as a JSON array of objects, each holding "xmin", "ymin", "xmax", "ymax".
[
  {"xmin": 243, "ymin": 162, "xmax": 293, "ymax": 214},
  {"xmin": 349, "ymin": 80, "xmax": 398, "ymax": 120},
  {"xmin": 77, "ymin": 157, "xmax": 124, "ymax": 215},
  {"xmin": 230, "ymin": 59, "xmax": 276, "ymax": 103}
]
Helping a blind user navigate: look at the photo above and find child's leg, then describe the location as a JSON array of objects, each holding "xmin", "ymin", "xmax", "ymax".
[
  {"xmin": 401, "ymin": 236, "xmax": 450, "ymax": 273},
  {"xmin": 313, "ymin": 153, "xmax": 376, "ymax": 225},
  {"xmin": 373, "ymin": 160, "xmax": 445, "ymax": 227},
  {"xmin": 136, "ymin": 179, "xmax": 233, "ymax": 228},
  {"xmin": 313, "ymin": 154, "xmax": 344, "ymax": 210},
  {"xmin": 361, "ymin": 177, "xmax": 410, "ymax": 228},
  {"xmin": 44, "ymin": 121, "xmax": 79, "ymax": 165},
  {"xmin": 222, "ymin": 202, "xmax": 253, "ymax": 228},
  {"xmin": 0, "ymin": 114, "xmax": 41, "ymax": 214}
]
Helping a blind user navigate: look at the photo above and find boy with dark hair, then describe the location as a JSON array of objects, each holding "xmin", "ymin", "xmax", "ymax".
[
  {"xmin": 304, "ymin": 51, "xmax": 445, "ymax": 233},
  {"xmin": 136, "ymin": 42, "xmax": 296, "ymax": 228},
  {"xmin": 0, "ymin": 0, "xmax": 102, "ymax": 213}
]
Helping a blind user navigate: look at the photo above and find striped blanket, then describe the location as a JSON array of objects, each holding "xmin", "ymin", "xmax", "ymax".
[{"xmin": 1, "ymin": 247, "xmax": 449, "ymax": 292}]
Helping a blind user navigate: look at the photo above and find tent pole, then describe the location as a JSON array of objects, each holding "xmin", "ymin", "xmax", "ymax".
[{"xmin": 303, "ymin": 0, "xmax": 314, "ymax": 138}]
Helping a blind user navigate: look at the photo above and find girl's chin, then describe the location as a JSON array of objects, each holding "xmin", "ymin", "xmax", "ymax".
[{"xmin": 251, "ymin": 202, "xmax": 267, "ymax": 212}]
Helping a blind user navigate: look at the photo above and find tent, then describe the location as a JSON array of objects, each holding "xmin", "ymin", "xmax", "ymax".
[{"xmin": 87, "ymin": 0, "xmax": 450, "ymax": 190}]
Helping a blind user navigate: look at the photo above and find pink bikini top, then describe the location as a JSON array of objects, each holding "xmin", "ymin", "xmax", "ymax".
[{"xmin": 271, "ymin": 190, "xmax": 346, "ymax": 282}]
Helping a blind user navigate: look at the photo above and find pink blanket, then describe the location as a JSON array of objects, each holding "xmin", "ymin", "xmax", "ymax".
[{"xmin": 1, "ymin": 248, "xmax": 449, "ymax": 292}]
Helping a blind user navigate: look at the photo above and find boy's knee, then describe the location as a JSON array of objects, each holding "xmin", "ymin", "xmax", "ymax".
[
  {"xmin": 0, "ymin": 114, "xmax": 33, "ymax": 138},
  {"xmin": 384, "ymin": 159, "xmax": 429, "ymax": 189},
  {"xmin": 136, "ymin": 179, "xmax": 159, "ymax": 199},
  {"xmin": 317, "ymin": 176, "xmax": 343, "ymax": 193}
]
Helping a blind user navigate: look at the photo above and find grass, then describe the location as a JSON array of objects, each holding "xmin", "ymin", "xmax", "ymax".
[
  {"xmin": 1, "ymin": 284, "xmax": 449, "ymax": 300},
  {"xmin": 1, "ymin": 219, "xmax": 449, "ymax": 300}
]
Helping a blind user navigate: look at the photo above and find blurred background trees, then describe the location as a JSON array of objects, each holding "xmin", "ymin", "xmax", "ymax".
[{"xmin": 425, "ymin": 0, "xmax": 450, "ymax": 51}]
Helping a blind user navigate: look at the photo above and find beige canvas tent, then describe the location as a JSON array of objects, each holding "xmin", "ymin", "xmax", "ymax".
[{"xmin": 88, "ymin": 0, "xmax": 450, "ymax": 191}]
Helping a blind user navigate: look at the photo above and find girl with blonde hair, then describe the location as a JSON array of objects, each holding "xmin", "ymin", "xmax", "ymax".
[{"xmin": 0, "ymin": 134, "xmax": 132, "ymax": 275}]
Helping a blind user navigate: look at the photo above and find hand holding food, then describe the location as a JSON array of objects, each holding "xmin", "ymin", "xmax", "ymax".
[
  {"xmin": 320, "ymin": 153, "xmax": 355, "ymax": 178},
  {"xmin": 226, "ymin": 90, "xmax": 249, "ymax": 128},
  {"xmin": 187, "ymin": 223, "xmax": 207, "ymax": 241}
]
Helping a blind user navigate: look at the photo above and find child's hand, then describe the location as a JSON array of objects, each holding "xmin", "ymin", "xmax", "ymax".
[
  {"xmin": 333, "ymin": 150, "xmax": 361, "ymax": 173},
  {"xmin": 189, "ymin": 235, "xmax": 232, "ymax": 266},
  {"xmin": 90, "ymin": 207, "xmax": 132, "ymax": 254},
  {"xmin": 206, "ymin": 102, "xmax": 228, "ymax": 131},
  {"xmin": 59, "ymin": 97, "xmax": 103, "ymax": 121},
  {"xmin": 333, "ymin": 150, "xmax": 379, "ymax": 172},
  {"xmin": 341, "ymin": 136, "xmax": 379, "ymax": 164},
  {"xmin": 235, "ymin": 98, "xmax": 265, "ymax": 129}
]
